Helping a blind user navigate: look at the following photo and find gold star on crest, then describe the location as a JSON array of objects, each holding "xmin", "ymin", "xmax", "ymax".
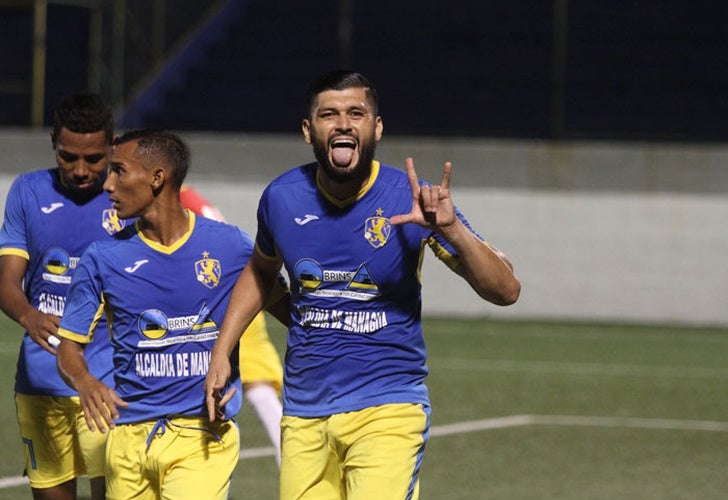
[
  {"xmin": 375, "ymin": 208, "xmax": 384, "ymax": 216},
  {"xmin": 202, "ymin": 251, "xmax": 210, "ymax": 258}
]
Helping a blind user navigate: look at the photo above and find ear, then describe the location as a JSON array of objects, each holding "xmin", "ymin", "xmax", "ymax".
[
  {"xmin": 151, "ymin": 166, "xmax": 165, "ymax": 190},
  {"xmin": 374, "ymin": 116, "xmax": 383, "ymax": 142},
  {"xmin": 302, "ymin": 119, "xmax": 312, "ymax": 144}
]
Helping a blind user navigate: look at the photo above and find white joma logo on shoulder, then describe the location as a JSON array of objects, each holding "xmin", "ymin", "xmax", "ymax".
[
  {"xmin": 41, "ymin": 202, "xmax": 64, "ymax": 214},
  {"xmin": 294, "ymin": 214, "xmax": 319, "ymax": 225},
  {"xmin": 124, "ymin": 259, "xmax": 149, "ymax": 273}
]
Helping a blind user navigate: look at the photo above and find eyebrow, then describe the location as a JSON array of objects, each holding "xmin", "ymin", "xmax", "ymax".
[
  {"xmin": 58, "ymin": 151, "xmax": 107, "ymax": 162},
  {"xmin": 317, "ymin": 103, "xmax": 369, "ymax": 113}
]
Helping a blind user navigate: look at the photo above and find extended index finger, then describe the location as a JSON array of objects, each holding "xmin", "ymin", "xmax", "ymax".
[
  {"xmin": 404, "ymin": 157, "xmax": 421, "ymax": 196},
  {"xmin": 440, "ymin": 161, "xmax": 453, "ymax": 190}
]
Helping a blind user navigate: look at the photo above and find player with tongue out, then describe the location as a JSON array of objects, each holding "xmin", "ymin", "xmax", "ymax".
[
  {"xmin": 206, "ymin": 70, "xmax": 520, "ymax": 500},
  {"xmin": 303, "ymin": 80, "xmax": 381, "ymax": 193}
]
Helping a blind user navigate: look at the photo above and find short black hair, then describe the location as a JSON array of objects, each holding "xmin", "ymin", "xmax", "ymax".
[
  {"xmin": 305, "ymin": 70, "xmax": 379, "ymax": 117},
  {"xmin": 52, "ymin": 92, "xmax": 114, "ymax": 145},
  {"xmin": 114, "ymin": 129, "xmax": 190, "ymax": 188}
]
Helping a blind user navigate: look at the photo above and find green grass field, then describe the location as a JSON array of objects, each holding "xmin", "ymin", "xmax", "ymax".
[{"xmin": 1, "ymin": 315, "xmax": 727, "ymax": 499}]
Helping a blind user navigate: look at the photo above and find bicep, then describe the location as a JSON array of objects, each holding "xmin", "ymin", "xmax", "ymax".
[{"xmin": 0, "ymin": 254, "xmax": 28, "ymax": 288}]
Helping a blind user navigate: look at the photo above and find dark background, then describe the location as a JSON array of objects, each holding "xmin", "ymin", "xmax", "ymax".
[{"xmin": 1, "ymin": 0, "xmax": 726, "ymax": 141}]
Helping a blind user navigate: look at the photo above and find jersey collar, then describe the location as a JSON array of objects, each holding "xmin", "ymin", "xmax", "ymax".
[
  {"xmin": 135, "ymin": 210, "xmax": 196, "ymax": 254},
  {"xmin": 316, "ymin": 161, "xmax": 380, "ymax": 207}
]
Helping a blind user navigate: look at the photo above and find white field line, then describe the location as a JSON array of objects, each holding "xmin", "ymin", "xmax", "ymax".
[
  {"xmin": 0, "ymin": 476, "xmax": 28, "ymax": 489},
  {"xmin": 3, "ymin": 413, "xmax": 728, "ymax": 490},
  {"xmin": 528, "ymin": 414, "xmax": 728, "ymax": 433},
  {"xmin": 429, "ymin": 414, "xmax": 728, "ymax": 437},
  {"xmin": 429, "ymin": 415, "xmax": 534, "ymax": 436}
]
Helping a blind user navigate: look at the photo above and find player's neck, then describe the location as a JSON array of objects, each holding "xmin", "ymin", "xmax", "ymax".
[
  {"xmin": 316, "ymin": 169, "xmax": 370, "ymax": 202},
  {"xmin": 137, "ymin": 202, "xmax": 190, "ymax": 247}
]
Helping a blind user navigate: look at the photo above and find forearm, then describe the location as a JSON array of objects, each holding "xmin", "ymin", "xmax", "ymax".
[
  {"xmin": 57, "ymin": 338, "xmax": 93, "ymax": 390},
  {"xmin": 0, "ymin": 261, "xmax": 60, "ymax": 352},
  {"xmin": 214, "ymin": 257, "xmax": 279, "ymax": 357},
  {"xmin": 0, "ymin": 287, "xmax": 38, "ymax": 330},
  {"xmin": 440, "ymin": 219, "xmax": 521, "ymax": 306},
  {"xmin": 58, "ymin": 336, "xmax": 127, "ymax": 431}
]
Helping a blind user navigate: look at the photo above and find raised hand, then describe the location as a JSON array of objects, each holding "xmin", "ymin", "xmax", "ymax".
[{"xmin": 389, "ymin": 157, "xmax": 457, "ymax": 231}]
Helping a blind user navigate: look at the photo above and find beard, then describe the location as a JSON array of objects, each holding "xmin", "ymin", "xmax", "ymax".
[{"xmin": 311, "ymin": 131, "xmax": 377, "ymax": 184}]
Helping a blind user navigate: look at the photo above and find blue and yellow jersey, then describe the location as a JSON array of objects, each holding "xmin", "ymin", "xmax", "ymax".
[
  {"xmin": 57, "ymin": 213, "xmax": 247, "ymax": 424},
  {"xmin": 0, "ymin": 168, "xmax": 123, "ymax": 396},
  {"xmin": 256, "ymin": 161, "xmax": 482, "ymax": 417}
]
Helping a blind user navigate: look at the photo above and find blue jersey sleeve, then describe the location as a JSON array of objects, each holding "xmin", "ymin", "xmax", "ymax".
[
  {"xmin": 255, "ymin": 187, "xmax": 278, "ymax": 259},
  {"xmin": 0, "ymin": 175, "xmax": 30, "ymax": 256},
  {"xmin": 57, "ymin": 243, "xmax": 105, "ymax": 344}
]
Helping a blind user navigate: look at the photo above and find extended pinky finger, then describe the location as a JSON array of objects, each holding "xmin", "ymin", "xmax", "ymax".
[{"xmin": 440, "ymin": 162, "xmax": 453, "ymax": 190}]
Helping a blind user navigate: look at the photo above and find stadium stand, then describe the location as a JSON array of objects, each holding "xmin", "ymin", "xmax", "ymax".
[{"xmin": 1, "ymin": 0, "xmax": 727, "ymax": 140}]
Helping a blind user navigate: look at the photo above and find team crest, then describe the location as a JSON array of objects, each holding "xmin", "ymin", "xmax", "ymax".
[
  {"xmin": 364, "ymin": 209, "xmax": 391, "ymax": 248},
  {"xmin": 102, "ymin": 209, "xmax": 125, "ymax": 235},
  {"xmin": 195, "ymin": 251, "xmax": 221, "ymax": 289}
]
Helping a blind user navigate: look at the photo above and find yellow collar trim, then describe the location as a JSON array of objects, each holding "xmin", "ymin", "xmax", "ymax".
[
  {"xmin": 317, "ymin": 161, "xmax": 380, "ymax": 207},
  {"xmin": 135, "ymin": 210, "xmax": 195, "ymax": 254}
]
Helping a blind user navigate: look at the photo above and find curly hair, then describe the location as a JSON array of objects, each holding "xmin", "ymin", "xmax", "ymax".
[{"xmin": 51, "ymin": 92, "xmax": 114, "ymax": 145}]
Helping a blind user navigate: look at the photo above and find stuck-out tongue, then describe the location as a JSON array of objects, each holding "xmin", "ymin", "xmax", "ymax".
[{"xmin": 332, "ymin": 146, "xmax": 355, "ymax": 167}]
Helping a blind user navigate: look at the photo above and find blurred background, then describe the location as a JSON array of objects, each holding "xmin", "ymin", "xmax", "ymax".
[
  {"xmin": 1, "ymin": 0, "xmax": 726, "ymax": 326},
  {"xmin": 2, "ymin": 0, "xmax": 727, "ymax": 138},
  {"xmin": 2, "ymin": 4, "xmax": 727, "ymax": 498}
]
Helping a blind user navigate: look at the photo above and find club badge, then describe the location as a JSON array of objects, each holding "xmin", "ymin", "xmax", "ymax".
[{"xmin": 195, "ymin": 251, "xmax": 221, "ymax": 289}]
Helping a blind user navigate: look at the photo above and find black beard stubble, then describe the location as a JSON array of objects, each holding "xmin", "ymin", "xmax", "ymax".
[{"xmin": 312, "ymin": 131, "xmax": 377, "ymax": 184}]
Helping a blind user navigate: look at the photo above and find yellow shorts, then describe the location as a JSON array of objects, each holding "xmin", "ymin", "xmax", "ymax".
[
  {"xmin": 280, "ymin": 403, "xmax": 430, "ymax": 500},
  {"xmin": 105, "ymin": 416, "xmax": 239, "ymax": 500},
  {"xmin": 240, "ymin": 312, "xmax": 283, "ymax": 394},
  {"xmin": 15, "ymin": 393, "xmax": 107, "ymax": 488}
]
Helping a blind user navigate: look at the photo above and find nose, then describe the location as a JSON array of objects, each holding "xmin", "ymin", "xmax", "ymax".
[
  {"xmin": 335, "ymin": 113, "xmax": 351, "ymax": 132},
  {"xmin": 73, "ymin": 159, "xmax": 90, "ymax": 178},
  {"xmin": 102, "ymin": 171, "xmax": 114, "ymax": 192}
]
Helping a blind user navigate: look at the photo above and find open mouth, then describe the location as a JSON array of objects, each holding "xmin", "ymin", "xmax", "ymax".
[{"xmin": 330, "ymin": 137, "xmax": 357, "ymax": 167}]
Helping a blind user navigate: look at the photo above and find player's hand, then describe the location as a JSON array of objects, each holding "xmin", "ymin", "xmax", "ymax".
[
  {"xmin": 205, "ymin": 354, "xmax": 234, "ymax": 422},
  {"xmin": 389, "ymin": 158, "xmax": 457, "ymax": 232},
  {"xmin": 74, "ymin": 374, "xmax": 128, "ymax": 433},
  {"xmin": 22, "ymin": 310, "xmax": 61, "ymax": 355}
]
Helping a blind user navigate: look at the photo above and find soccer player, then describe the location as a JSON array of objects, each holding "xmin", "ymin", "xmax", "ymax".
[
  {"xmin": 205, "ymin": 70, "xmax": 521, "ymax": 499},
  {"xmin": 0, "ymin": 93, "xmax": 116, "ymax": 500},
  {"xmin": 180, "ymin": 184, "xmax": 285, "ymax": 465},
  {"xmin": 55, "ymin": 129, "xmax": 288, "ymax": 500}
]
